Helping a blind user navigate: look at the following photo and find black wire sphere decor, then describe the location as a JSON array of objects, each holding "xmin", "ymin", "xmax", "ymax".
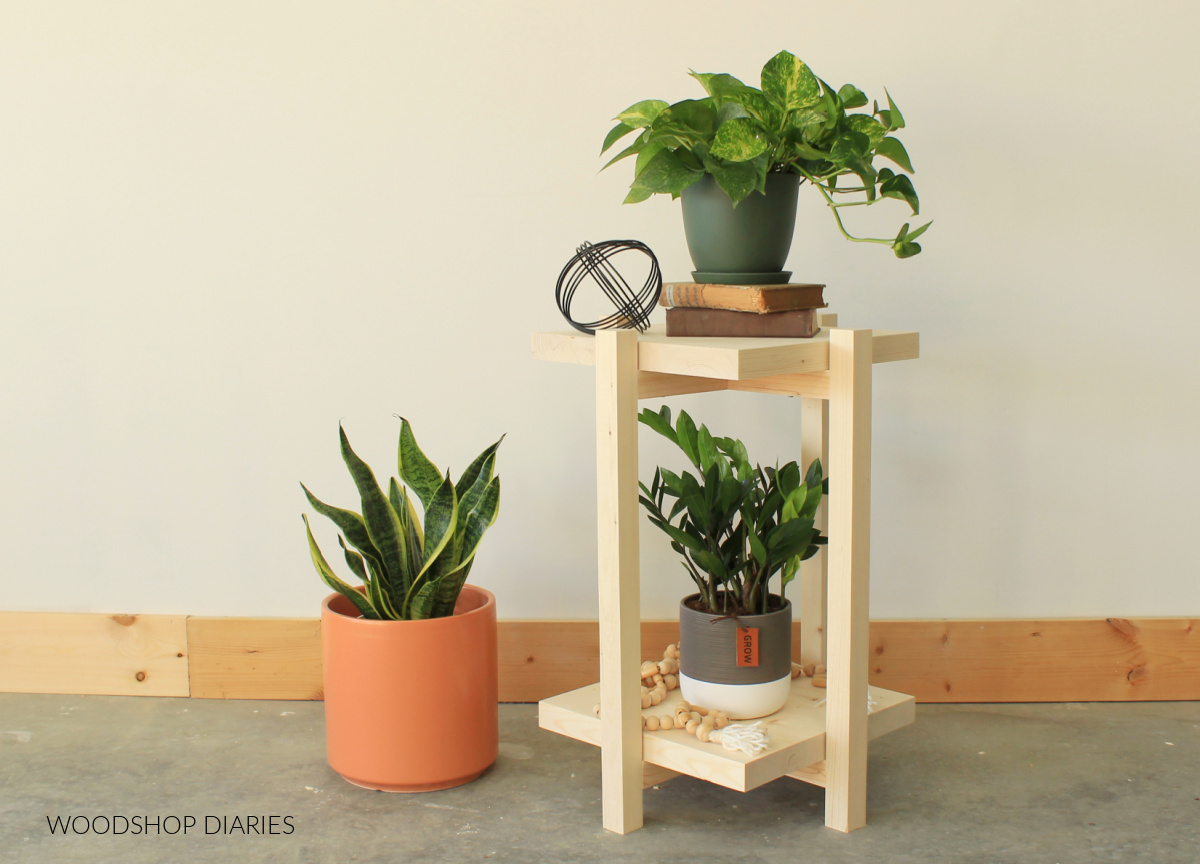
[{"xmin": 555, "ymin": 239, "xmax": 662, "ymax": 335}]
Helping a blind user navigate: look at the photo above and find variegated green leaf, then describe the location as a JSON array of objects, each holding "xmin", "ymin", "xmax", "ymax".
[
  {"xmin": 408, "ymin": 578, "xmax": 441, "ymax": 620},
  {"xmin": 418, "ymin": 476, "xmax": 458, "ymax": 575},
  {"xmin": 396, "ymin": 417, "xmax": 444, "ymax": 511},
  {"xmin": 617, "ymin": 99, "xmax": 669, "ymax": 128},
  {"xmin": 710, "ymin": 117, "xmax": 771, "ymax": 163},
  {"xmin": 455, "ymin": 435, "xmax": 504, "ymax": 501},
  {"xmin": 760, "ymin": 51, "xmax": 820, "ymax": 112},
  {"xmin": 846, "ymin": 114, "xmax": 887, "ymax": 148},
  {"xmin": 337, "ymin": 535, "xmax": 367, "ymax": 582},
  {"xmin": 300, "ymin": 483, "xmax": 383, "ymax": 573},
  {"xmin": 338, "ymin": 426, "xmax": 405, "ymax": 592},
  {"xmin": 303, "ymin": 515, "xmax": 377, "ymax": 619}
]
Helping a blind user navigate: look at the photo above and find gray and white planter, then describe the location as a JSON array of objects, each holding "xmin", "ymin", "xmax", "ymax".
[{"xmin": 677, "ymin": 594, "xmax": 793, "ymax": 719}]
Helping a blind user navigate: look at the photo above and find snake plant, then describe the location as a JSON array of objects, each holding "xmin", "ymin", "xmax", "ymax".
[{"xmin": 301, "ymin": 419, "xmax": 502, "ymax": 620}]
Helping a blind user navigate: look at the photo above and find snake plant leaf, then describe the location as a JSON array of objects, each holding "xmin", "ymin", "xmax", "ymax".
[
  {"xmin": 761, "ymin": 50, "xmax": 821, "ymax": 112},
  {"xmin": 300, "ymin": 483, "xmax": 383, "ymax": 573},
  {"xmin": 455, "ymin": 435, "xmax": 503, "ymax": 500},
  {"xmin": 601, "ymin": 122, "xmax": 636, "ymax": 155},
  {"xmin": 339, "ymin": 425, "xmax": 405, "ymax": 593},
  {"xmin": 397, "ymin": 417, "xmax": 444, "ymax": 511},
  {"xmin": 337, "ymin": 535, "xmax": 368, "ymax": 582},
  {"xmin": 457, "ymin": 453, "xmax": 498, "ymax": 521},
  {"xmin": 418, "ymin": 476, "xmax": 458, "ymax": 574},
  {"xmin": 303, "ymin": 515, "xmax": 377, "ymax": 619},
  {"xmin": 408, "ymin": 578, "xmax": 441, "ymax": 620},
  {"xmin": 432, "ymin": 476, "xmax": 499, "ymax": 615},
  {"xmin": 432, "ymin": 558, "xmax": 473, "ymax": 618}
]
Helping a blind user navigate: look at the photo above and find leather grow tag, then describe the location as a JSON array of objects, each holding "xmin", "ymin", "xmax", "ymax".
[{"xmin": 736, "ymin": 627, "xmax": 759, "ymax": 667}]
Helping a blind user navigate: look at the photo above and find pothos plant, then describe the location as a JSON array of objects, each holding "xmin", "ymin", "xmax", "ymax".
[
  {"xmin": 638, "ymin": 405, "xmax": 825, "ymax": 617},
  {"xmin": 301, "ymin": 419, "xmax": 502, "ymax": 621},
  {"xmin": 601, "ymin": 50, "xmax": 930, "ymax": 258}
]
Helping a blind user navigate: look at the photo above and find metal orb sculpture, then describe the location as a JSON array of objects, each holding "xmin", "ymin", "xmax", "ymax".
[{"xmin": 555, "ymin": 240, "xmax": 662, "ymax": 335}]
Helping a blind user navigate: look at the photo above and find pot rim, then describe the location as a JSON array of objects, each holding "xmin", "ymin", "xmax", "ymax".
[
  {"xmin": 678, "ymin": 592, "xmax": 791, "ymax": 620},
  {"xmin": 322, "ymin": 583, "xmax": 495, "ymax": 626}
]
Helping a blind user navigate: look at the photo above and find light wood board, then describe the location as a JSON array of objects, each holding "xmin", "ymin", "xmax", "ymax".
[
  {"xmin": 187, "ymin": 617, "xmax": 323, "ymax": 700},
  {"xmin": 0, "ymin": 612, "xmax": 189, "ymax": 696},
  {"xmin": 532, "ymin": 326, "xmax": 918, "ymax": 381},
  {"xmin": 539, "ymin": 678, "xmax": 914, "ymax": 793},
  {"xmin": 3, "ymin": 615, "xmax": 1196, "ymax": 703}
]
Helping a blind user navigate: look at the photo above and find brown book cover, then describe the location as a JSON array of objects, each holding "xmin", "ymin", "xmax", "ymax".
[
  {"xmin": 659, "ymin": 282, "xmax": 826, "ymax": 314},
  {"xmin": 665, "ymin": 307, "xmax": 821, "ymax": 338}
]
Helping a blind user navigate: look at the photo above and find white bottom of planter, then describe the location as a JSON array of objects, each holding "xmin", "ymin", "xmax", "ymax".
[{"xmin": 678, "ymin": 671, "xmax": 792, "ymax": 719}]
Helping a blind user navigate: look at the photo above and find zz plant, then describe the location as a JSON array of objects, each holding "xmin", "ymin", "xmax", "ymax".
[
  {"xmin": 601, "ymin": 50, "xmax": 930, "ymax": 258},
  {"xmin": 301, "ymin": 419, "xmax": 502, "ymax": 620},
  {"xmin": 638, "ymin": 405, "xmax": 825, "ymax": 617}
]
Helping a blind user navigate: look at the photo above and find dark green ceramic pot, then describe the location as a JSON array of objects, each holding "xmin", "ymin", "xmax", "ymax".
[{"xmin": 680, "ymin": 173, "xmax": 802, "ymax": 285}]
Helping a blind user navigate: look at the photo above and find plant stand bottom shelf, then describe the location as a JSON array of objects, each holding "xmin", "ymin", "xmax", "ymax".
[{"xmin": 539, "ymin": 677, "xmax": 914, "ymax": 794}]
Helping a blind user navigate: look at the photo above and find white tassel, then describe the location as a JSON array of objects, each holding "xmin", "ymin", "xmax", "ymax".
[{"xmin": 709, "ymin": 721, "xmax": 769, "ymax": 756}]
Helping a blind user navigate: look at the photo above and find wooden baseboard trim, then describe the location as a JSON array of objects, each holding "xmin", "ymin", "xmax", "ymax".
[
  {"xmin": 1, "ymin": 614, "xmax": 1196, "ymax": 703},
  {"xmin": 0, "ymin": 612, "xmax": 190, "ymax": 697}
]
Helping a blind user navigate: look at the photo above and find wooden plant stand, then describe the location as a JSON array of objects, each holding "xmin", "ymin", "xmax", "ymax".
[{"xmin": 532, "ymin": 315, "xmax": 919, "ymax": 835}]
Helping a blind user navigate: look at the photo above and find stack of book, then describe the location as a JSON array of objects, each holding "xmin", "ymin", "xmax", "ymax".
[{"xmin": 660, "ymin": 282, "xmax": 827, "ymax": 338}]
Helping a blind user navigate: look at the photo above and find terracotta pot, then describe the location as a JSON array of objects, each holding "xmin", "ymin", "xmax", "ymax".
[{"xmin": 321, "ymin": 584, "xmax": 498, "ymax": 792}]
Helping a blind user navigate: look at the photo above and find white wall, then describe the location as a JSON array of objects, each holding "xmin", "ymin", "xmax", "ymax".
[{"xmin": 2, "ymin": 1, "xmax": 1197, "ymax": 619}]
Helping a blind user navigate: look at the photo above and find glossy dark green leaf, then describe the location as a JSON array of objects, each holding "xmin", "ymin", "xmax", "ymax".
[
  {"xmin": 837, "ymin": 84, "xmax": 868, "ymax": 109},
  {"xmin": 830, "ymin": 130, "xmax": 871, "ymax": 163},
  {"xmin": 804, "ymin": 458, "xmax": 823, "ymax": 489},
  {"xmin": 601, "ymin": 122, "xmax": 635, "ymax": 155},
  {"xmin": 601, "ymin": 136, "xmax": 647, "ymax": 172},
  {"xmin": 880, "ymin": 172, "xmax": 919, "ymax": 214},
  {"xmin": 876, "ymin": 136, "xmax": 914, "ymax": 172},
  {"xmin": 629, "ymin": 149, "xmax": 704, "ymax": 199},
  {"xmin": 638, "ymin": 406, "xmax": 678, "ymax": 444},
  {"xmin": 885, "ymin": 89, "xmax": 906, "ymax": 130},
  {"xmin": 675, "ymin": 411, "xmax": 700, "ymax": 468},
  {"xmin": 697, "ymin": 425, "xmax": 719, "ymax": 473}
]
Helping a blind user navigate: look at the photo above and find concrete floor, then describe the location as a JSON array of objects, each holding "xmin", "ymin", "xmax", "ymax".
[{"xmin": 0, "ymin": 695, "xmax": 1197, "ymax": 864}]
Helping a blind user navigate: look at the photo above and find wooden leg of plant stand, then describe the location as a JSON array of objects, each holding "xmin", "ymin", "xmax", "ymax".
[
  {"xmin": 595, "ymin": 329, "xmax": 643, "ymax": 835},
  {"xmin": 799, "ymin": 395, "xmax": 829, "ymax": 669},
  {"xmin": 824, "ymin": 328, "xmax": 872, "ymax": 833}
]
